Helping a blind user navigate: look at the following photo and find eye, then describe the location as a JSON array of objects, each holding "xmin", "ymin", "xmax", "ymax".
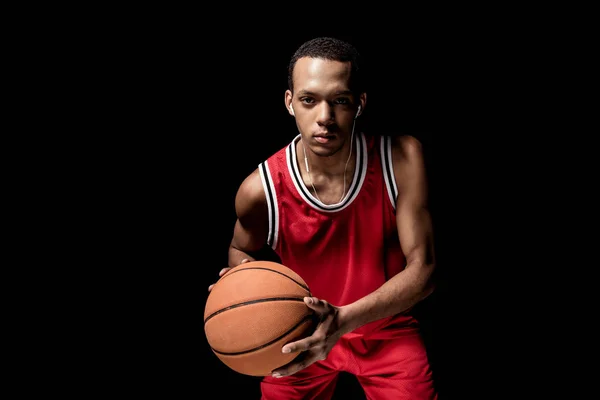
[
  {"xmin": 334, "ymin": 98, "xmax": 350, "ymax": 105},
  {"xmin": 300, "ymin": 97, "xmax": 315, "ymax": 104}
]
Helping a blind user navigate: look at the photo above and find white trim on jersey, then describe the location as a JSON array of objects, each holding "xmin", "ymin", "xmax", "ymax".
[
  {"xmin": 380, "ymin": 135, "xmax": 398, "ymax": 209},
  {"xmin": 286, "ymin": 133, "xmax": 368, "ymax": 213},
  {"xmin": 258, "ymin": 161, "xmax": 279, "ymax": 250}
]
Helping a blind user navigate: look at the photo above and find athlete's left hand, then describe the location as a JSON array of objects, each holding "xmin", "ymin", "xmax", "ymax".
[{"xmin": 271, "ymin": 296, "xmax": 343, "ymax": 378}]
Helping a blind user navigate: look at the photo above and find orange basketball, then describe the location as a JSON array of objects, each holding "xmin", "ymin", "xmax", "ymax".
[{"xmin": 204, "ymin": 261, "xmax": 316, "ymax": 376}]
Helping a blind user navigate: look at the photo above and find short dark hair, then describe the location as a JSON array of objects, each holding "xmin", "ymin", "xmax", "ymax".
[{"xmin": 287, "ymin": 37, "xmax": 365, "ymax": 95}]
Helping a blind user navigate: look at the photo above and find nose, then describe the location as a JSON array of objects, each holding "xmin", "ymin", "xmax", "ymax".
[{"xmin": 316, "ymin": 102, "xmax": 335, "ymax": 126}]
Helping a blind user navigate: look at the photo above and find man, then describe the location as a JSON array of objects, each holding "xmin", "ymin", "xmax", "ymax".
[{"xmin": 209, "ymin": 36, "xmax": 438, "ymax": 399}]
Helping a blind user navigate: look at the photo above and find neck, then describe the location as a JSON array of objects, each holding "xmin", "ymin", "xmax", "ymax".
[
  {"xmin": 300, "ymin": 133, "xmax": 356, "ymax": 174},
  {"xmin": 300, "ymin": 133, "xmax": 355, "ymax": 204}
]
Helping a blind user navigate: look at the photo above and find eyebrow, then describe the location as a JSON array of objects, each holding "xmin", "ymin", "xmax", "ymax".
[{"xmin": 296, "ymin": 90, "xmax": 353, "ymax": 97}]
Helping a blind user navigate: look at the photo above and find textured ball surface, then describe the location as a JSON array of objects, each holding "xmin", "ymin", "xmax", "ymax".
[{"xmin": 204, "ymin": 261, "xmax": 315, "ymax": 376}]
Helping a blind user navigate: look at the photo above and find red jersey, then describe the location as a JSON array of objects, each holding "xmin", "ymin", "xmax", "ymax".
[{"xmin": 258, "ymin": 133, "xmax": 417, "ymax": 337}]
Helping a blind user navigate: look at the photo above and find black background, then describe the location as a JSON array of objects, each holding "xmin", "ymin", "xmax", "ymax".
[{"xmin": 89, "ymin": 15, "xmax": 554, "ymax": 399}]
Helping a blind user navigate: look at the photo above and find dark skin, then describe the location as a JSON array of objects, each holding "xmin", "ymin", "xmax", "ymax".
[{"xmin": 209, "ymin": 57, "xmax": 436, "ymax": 378}]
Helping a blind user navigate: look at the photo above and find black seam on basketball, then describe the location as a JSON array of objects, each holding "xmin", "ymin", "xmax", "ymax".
[
  {"xmin": 219, "ymin": 267, "xmax": 310, "ymax": 292},
  {"xmin": 204, "ymin": 297, "xmax": 307, "ymax": 323},
  {"xmin": 210, "ymin": 314, "xmax": 314, "ymax": 356}
]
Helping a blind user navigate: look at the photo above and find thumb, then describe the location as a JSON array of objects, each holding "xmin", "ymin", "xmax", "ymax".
[{"xmin": 304, "ymin": 296, "xmax": 330, "ymax": 311}]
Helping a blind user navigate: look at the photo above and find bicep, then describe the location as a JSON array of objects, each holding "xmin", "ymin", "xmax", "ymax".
[
  {"xmin": 393, "ymin": 136, "xmax": 435, "ymax": 267},
  {"xmin": 231, "ymin": 169, "xmax": 269, "ymax": 253},
  {"xmin": 396, "ymin": 196, "xmax": 434, "ymax": 267}
]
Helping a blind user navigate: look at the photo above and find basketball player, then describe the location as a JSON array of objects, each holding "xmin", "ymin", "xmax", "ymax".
[{"xmin": 209, "ymin": 37, "xmax": 438, "ymax": 399}]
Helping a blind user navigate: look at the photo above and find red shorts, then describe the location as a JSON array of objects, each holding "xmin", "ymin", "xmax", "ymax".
[{"xmin": 260, "ymin": 328, "xmax": 437, "ymax": 400}]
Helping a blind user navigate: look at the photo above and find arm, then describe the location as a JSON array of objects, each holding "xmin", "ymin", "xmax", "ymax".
[
  {"xmin": 227, "ymin": 168, "xmax": 269, "ymax": 267},
  {"xmin": 337, "ymin": 134, "xmax": 436, "ymax": 333},
  {"xmin": 271, "ymin": 135, "xmax": 436, "ymax": 377}
]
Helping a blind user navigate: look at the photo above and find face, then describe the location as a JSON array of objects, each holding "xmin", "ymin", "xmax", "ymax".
[{"xmin": 286, "ymin": 57, "xmax": 365, "ymax": 157}]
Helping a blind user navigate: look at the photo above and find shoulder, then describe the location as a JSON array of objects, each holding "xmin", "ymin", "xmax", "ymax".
[
  {"xmin": 389, "ymin": 135, "xmax": 427, "ymax": 192},
  {"xmin": 235, "ymin": 168, "xmax": 267, "ymax": 218},
  {"xmin": 390, "ymin": 134, "xmax": 424, "ymax": 162}
]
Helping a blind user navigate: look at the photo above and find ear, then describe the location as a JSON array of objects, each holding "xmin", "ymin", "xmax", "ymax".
[
  {"xmin": 355, "ymin": 105, "xmax": 362, "ymax": 119},
  {"xmin": 285, "ymin": 90, "xmax": 294, "ymax": 116},
  {"xmin": 356, "ymin": 93, "xmax": 367, "ymax": 117}
]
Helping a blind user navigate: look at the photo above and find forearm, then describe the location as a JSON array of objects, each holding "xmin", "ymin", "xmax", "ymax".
[
  {"xmin": 338, "ymin": 261, "xmax": 435, "ymax": 335},
  {"xmin": 227, "ymin": 245, "xmax": 257, "ymax": 268}
]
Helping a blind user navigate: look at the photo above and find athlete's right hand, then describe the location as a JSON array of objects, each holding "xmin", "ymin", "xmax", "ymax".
[{"xmin": 207, "ymin": 258, "xmax": 249, "ymax": 292}]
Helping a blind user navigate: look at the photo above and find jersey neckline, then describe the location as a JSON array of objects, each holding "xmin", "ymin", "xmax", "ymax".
[{"xmin": 286, "ymin": 132, "xmax": 368, "ymax": 213}]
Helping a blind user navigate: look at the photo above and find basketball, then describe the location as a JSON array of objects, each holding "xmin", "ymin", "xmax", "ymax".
[{"xmin": 204, "ymin": 260, "xmax": 316, "ymax": 376}]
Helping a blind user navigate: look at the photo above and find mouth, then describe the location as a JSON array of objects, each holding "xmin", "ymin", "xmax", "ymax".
[{"xmin": 313, "ymin": 133, "xmax": 336, "ymax": 144}]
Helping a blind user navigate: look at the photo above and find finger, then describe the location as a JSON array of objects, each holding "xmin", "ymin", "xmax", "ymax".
[
  {"xmin": 211, "ymin": 261, "xmax": 250, "ymax": 292},
  {"xmin": 281, "ymin": 332, "xmax": 321, "ymax": 355},
  {"xmin": 271, "ymin": 352, "xmax": 317, "ymax": 378},
  {"xmin": 304, "ymin": 297, "xmax": 331, "ymax": 312},
  {"xmin": 211, "ymin": 266, "xmax": 234, "ymax": 291}
]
